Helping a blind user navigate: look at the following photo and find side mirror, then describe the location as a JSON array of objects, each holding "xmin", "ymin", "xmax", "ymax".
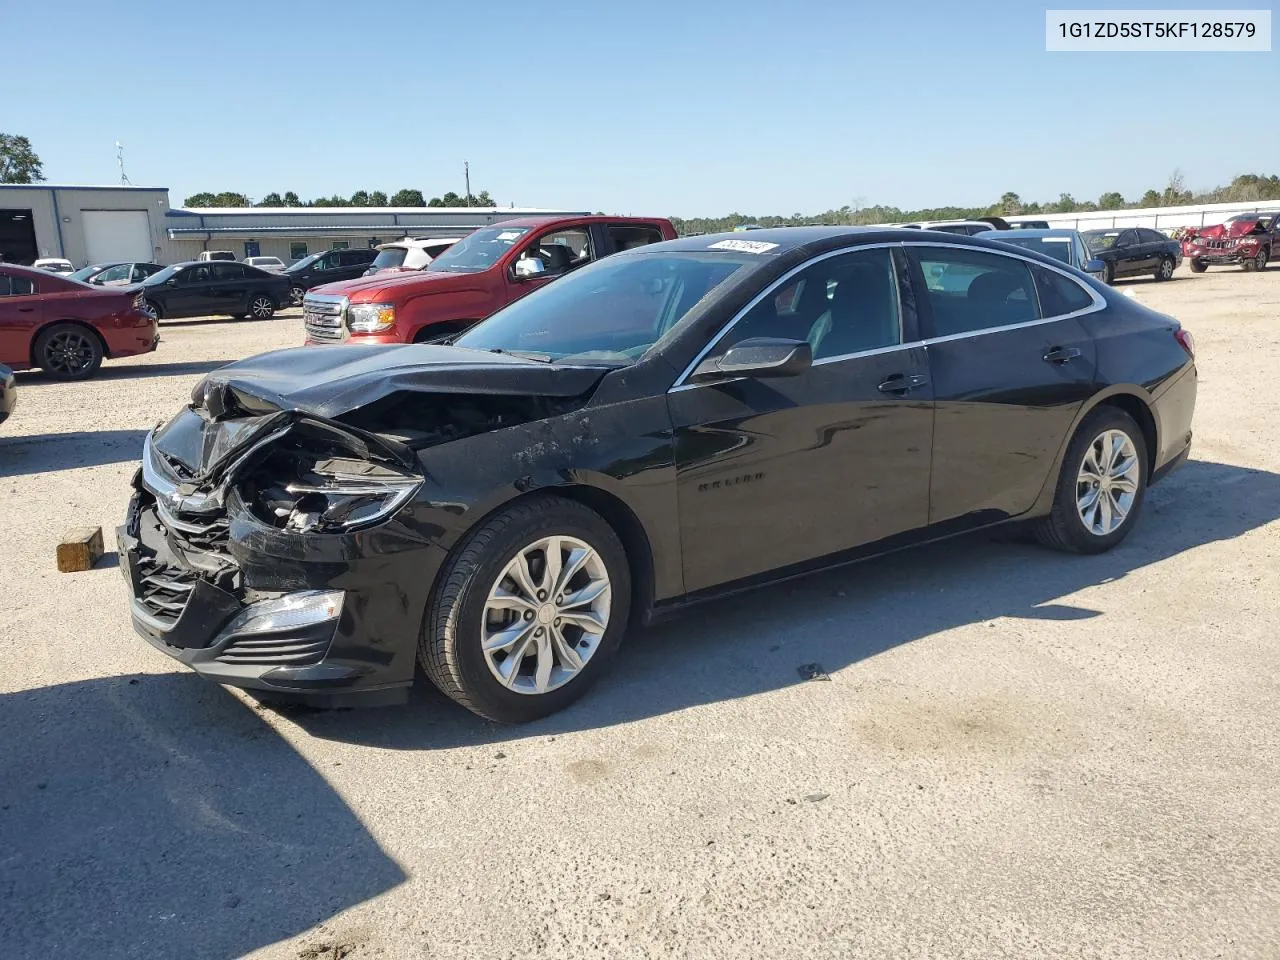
[
  {"xmin": 514, "ymin": 257, "xmax": 546, "ymax": 279},
  {"xmin": 691, "ymin": 337, "xmax": 812, "ymax": 382},
  {"xmin": 165, "ymin": 278, "xmax": 178, "ymax": 286},
  {"xmin": 1084, "ymin": 258, "xmax": 1105, "ymax": 274}
]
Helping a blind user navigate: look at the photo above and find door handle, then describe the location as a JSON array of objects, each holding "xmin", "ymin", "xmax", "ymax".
[
  {"xmin": 1043, "ymin": 346, "xmax": 1082, "ymax": 364},
  {"xmin": 877, "ymin": 373, "xmax": 929, "ymax": 394}
]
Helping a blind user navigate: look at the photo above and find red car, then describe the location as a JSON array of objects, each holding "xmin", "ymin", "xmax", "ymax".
[
  {"xmin": 0, "ymin": 263, "xmax": 158, "ymax": 380},
  {"xmin": 302, "ymin": 215, "xmax": 678, "ymax": 345},
  {"xmin": 1183, "ymin": 213, "xmax": 1278, "ymax": 273}
]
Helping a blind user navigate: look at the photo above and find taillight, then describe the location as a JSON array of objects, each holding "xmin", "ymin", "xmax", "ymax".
[{"xmin": 1175, "ymin": 328, "xmax": 1195, "ymax": 358}]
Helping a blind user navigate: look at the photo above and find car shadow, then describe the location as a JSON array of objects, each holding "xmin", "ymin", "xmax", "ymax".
[
  {"xmin": 0, "ymin": 674, "xmax": 404, "ymax": 960},
  {"xmin": 161, "ymin": 311, "xmax": 301, "ymax": 329},
  {"xmin": 291, "ymin": 458, "xmax": 1280, "ymax": 749},
  {"xmin": 0, "ymin": 429, "xmax": 149, "ymax": 478}
]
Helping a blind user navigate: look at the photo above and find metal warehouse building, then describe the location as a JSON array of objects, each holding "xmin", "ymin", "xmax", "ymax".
[{"xmin": 0, "ymin": 183, "xmax": 586, "ymax": 267}]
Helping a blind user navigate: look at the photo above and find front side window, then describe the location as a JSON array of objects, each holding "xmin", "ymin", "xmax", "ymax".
[
  {"xmin": 183, "ymin": 265, "xmax": 214, "ymax": 284},
  {"xmin": 428, "ymin": 226, "xmax": 531, "ymax": 274},
  {"xmin": 454, "ymin": 252, "xmax": 755, "ymax": 365},
  {"xmin": 516, "ymin": 228, "xmax": 592, "ymax": 278},
  {"xmin": 914, "ymin": 247, "xmax": 1040, "ymax": 337},
  {"xmin": 1117, "ymin": 229, "xmax": 1139, "ymax": 248},
  {"xmin": 718, "ymin": 248, "xmax": 902, "ymax": 361}
]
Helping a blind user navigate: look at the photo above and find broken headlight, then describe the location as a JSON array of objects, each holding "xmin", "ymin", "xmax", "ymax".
[{"xmin": 242, "ymin": 446, "xmax": 423, "ymax": 534}]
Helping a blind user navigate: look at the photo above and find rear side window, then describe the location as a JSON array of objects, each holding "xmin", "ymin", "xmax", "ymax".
[
  {"xmin": 212, "ymin": 263, "xmax": 247, "ymax": 280},
  {"xmin": 1032, "ymin": 264, "xmax": 1094, "ymax": 317},
  {"xmin": 610, "ymin": 225, "xmax": 664, "ymax": 252},
  {"xmin": 914, "ymin": 247, "xmax": 1040, "ymax": 338},
  {"xmin": 0, "ymin": 273, "xmax": 36, "ymax": 296}
]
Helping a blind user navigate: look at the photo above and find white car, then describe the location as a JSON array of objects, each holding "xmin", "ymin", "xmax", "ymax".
[
  {"xmin": 364, "ymin": 237, "xmax": 462, "ymax": 276},
  {"xmin": 32, "ymin": 258, "xmax": 75, "ymax": 274},
  {"xmin": 243, "ymin": 256, "xmax": 286, "ymax": 274}
]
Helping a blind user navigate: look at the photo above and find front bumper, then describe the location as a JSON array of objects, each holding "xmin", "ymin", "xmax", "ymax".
[
  {"xmin": 1186, "ymin": 244, "xmax": 1259, "ymax": 264},
  {"xmin": 118, "ymin": 437, "xmax": 443, "ymax": 706}
]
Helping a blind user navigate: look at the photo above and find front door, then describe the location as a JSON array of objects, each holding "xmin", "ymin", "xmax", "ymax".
[
  {"xmin": 669, "ymin": 246, "xmax": 934, "ymax": 593},
  {"xmin": 165, "ymin": 264, "xmax": 215, "ymax": 317},
  {"xmin": 907, "ymin": 244, "xmax": 1098, "ymax": 526},
  {"xmin": 504, "ymin": 226, "xmax": 593, "ymax": 308},
  {"xmin": 208, "ymin": 262, "xmax": 250, "ymax": 315}
]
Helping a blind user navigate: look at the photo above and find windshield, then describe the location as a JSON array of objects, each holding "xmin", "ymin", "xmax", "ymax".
[
  {"xmin": 370, "ymin": 247, "xmax": 408, "ymax": 269},
  {"xmin": 453, "ymin": 252, "xmax": 756, "ymax": 365},
  {"xmin": 1082, "ymin": 231, "xmax": 1119, "ymax": 251},
  {"xmin": 427, "ymin": 226, "xmax": 531, "ymax": 274},
  {"xmin": 143, "ymin": 264, "xmax": 182, "ymax": 285},
  {"xmin": 997, "ymin": 236, "xmax": 1074, "ymax": 265},
  {"xmin": 285, "ymin": 253, "xmax": 321, "ymax": 273}
]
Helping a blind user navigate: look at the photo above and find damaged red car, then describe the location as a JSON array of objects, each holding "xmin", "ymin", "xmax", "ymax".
[{"xmin": 1183, "ymin": 213, "xmax": 1277, "ymax": 273}]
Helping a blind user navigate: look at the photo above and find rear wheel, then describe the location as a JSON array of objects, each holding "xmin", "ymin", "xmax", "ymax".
[
  {"xmin": 246, "ymin": 295, "xmax": 276, "ymax": 320},
  {"xmin": 1154, "ymin": 255, "xmax": 1175, "ymax": 281},
  {"xmin": 1189, "ymin": 259, "xmax": 1207, "ymax": 274},
  {"xmin": 1034, "ymin": 407, "xmax": 1148, "ymax": 554},
  {"xmin": 34, "ymin": 323, "xmax": 104, "ymax": 380},
  {"xmin": 419, "ymin": 496, "xmax": 631, "ymax": 723}
]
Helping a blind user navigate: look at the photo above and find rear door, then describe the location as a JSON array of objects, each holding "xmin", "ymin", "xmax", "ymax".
[
  {"xmin": 907, "ymin": 243, "xmax": 1099, "ymax": 526},
  {"xmin": 0, "ymin": 271, "xmax": 42, "ymax": 365}
]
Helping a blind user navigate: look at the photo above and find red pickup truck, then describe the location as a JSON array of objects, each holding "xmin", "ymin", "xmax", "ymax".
[{"xmin": 303, "ymin": 215, "xmax": 677, "ymax": 345}]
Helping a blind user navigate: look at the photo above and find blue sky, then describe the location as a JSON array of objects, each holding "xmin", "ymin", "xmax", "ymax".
[{"xmin": 6, "ymin": 0, "xmax": 1276, "ymax": 215}]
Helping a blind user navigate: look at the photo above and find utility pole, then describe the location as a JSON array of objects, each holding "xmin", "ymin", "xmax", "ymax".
[
  {"xmin": 464, "ymin": 160, "xmax": 471, "ymax": 205},
  {"xmin": 116, "ymin": 142, "xmax": 131, "ymax": 185}
]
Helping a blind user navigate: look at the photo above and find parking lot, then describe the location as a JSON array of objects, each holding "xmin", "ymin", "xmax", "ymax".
[{"xmin": 3, "ymin": 266, "xmax": 1279, "ymax": 959}]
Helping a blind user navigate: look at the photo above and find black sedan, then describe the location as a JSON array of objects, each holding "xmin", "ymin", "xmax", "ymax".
[
  {"xmin": 0, "ymin": 363, "xmax": 15, "ymax": 425},
  {"xmin": 68, "ymin": 261, "xmax": 164, "ymax": 287},
  {"xmin": 1082, "ymin": 227, "xmax": 1183, "ymax": 283},
  {"xmin": 120, "ymin": 228, "xmax": 1197, "ymax": 722},
  {"xmin": 137, "ymin": 261, "xmax": 291, "ymax": 321}
]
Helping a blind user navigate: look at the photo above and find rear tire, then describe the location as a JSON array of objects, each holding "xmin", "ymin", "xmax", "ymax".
[
  {"xmin": 34, "ymin": 323, "xmax": 104, "ymax": 381},
  {"xmin": 1034, "ymin": 407, "xmax": 1148, "ymax": 554},
  {"xmin": 1189, "ymin": 259, "xmax": 1207, "ymax": 274},
  {"xmin": 246, "ymin": 295, "xmax": 276, "ymax": 320},
  {"xmin": 419, "ymin": 496, "xmax": 631, "ymax": 723},
  {"xmin": 1154, "ymin": 255, "xmax": 1175, "ymax": 281}
]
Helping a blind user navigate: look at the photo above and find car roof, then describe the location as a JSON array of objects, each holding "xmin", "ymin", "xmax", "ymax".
[
  {"xmin": 979, "ymin": 228, "xmax": 1079, "ymax": 238},
  {"xmin": 480, "ymin": 214, "xmax": 671, "ymax": 229}
]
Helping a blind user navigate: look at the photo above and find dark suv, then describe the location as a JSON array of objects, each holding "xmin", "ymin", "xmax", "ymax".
[{"xmin": 284, "ymin": 249, "xmax": 379, "ymax": 306}]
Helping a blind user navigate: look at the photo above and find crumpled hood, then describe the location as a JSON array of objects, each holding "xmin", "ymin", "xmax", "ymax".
[
  {"xmin": 194, "ymin": 344, "xmax": 609, "ymax": 421},
  {"xmin": 1192, "ymin": 221, "xmax": 1259, "ymax": 240}
]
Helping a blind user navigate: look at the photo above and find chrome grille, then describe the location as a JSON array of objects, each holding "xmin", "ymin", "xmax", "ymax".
[
  {"xmin": 216, "ymin": 634, "xmax": 331, "ymax": 666},
  {"xmin": 136, "ymin": 557, "xmax": 198, "ymax": 626},
  {"xmin": 303, "ymin": 294, "xmax": 347, "ymax": 342}
]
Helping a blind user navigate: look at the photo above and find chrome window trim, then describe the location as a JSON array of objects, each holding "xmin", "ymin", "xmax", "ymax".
[{"xmin": 668, "ymin": 239, "xmax": 1106, "ymax": 393}]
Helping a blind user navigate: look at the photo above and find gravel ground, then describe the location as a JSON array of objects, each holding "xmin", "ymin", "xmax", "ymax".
[{"xmin": 2, "ymin": 270, "xmax": 1279, "ymax": 960}]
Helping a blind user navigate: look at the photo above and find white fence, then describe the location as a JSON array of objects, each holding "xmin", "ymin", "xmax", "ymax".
[{"xmin": 1010, "ymin": 199, "xmax": 1280, "ymax": 231}]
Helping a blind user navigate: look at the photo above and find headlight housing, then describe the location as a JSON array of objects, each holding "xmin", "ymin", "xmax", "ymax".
[
  {"xmin": 347, "ymin": 302, "xmax": 396, "ymax": 334},
  {"xmin": 238, "ymin": 426, "xmax": 423, "ymax": 534}
]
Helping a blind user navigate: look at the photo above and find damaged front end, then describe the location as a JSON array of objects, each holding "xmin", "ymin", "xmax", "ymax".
[{"xmin": 119, "ymin": 344, "xmax": 607, "ymax": 705}]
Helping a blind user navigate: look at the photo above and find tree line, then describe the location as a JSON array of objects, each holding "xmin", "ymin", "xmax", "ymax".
[
  {"xmin": 182, "ymin": 189, "xmax": 497, "ymax": 208},
  {"xmin": 671, "ymin": 172, "xmax": 1280, "ymax": 235}
]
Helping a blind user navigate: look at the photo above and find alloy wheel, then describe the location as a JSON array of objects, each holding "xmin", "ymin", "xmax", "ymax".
[
  {"xmin": 250, "ymin": 297, "xmax": 274, "ymax": 319},
  {"xmin": 1257, "ymin": 250, "xmax": 1268, "ymax": 271},
  {"xmin": 1076, "ymin": 429, "xmax": 1140, "ymax": 536},
  {"xmin": 43, "ymin": 330, "xmax": 97, "ymax": 376},
  {"xmin": 481, "ymin": 535, "xmax": 612, "ymax": 695},
  {"xmin": 290, "ymin": 286, "xmax": 305, "ymax": 306},
  {"xmin": 1160, "ymin": 257, "xmax": 1174, "ymax": 280}
]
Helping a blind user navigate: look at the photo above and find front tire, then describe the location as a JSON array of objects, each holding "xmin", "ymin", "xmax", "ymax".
[
  {"xmin": 289, "ymin": 285, "xmax": 306, "ymax": 307},
  {"xmin": 1242, "ymin": 248, "xmax": 1268, "ymax": 272},
  {"xmin": 1101, "ymin": 260, "xmax": 1116, "ymax": 285},
  {"xmin": 1154, "ymin": 255, "xmax": 1175, "ymax": 281},
  {"xmin": 420, "ymin": 496, "xmax": 632, "ymax": 723},
  {"xmin": 1189, "ymin": 259, "xmax": 1207, "ymax": 274},
  {"xmin": 144, "ymin": 299, "xmax": 163, "ymax": 321},
  {"xmin": 34, "ymin": 323, "xmax": 104, "ymax": 380},
  {"xmin": 1034, "ymin": 407, "xmax": 1148, "ymax": 554},
  {"xmin": 247, "ymin": 295, "xmax": 276, "ymax": 320}
]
